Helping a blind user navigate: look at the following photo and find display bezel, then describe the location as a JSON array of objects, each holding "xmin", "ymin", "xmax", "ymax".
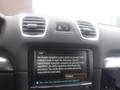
[{"xmin": 28, "ymin": 48, "xmax": 93, "ymax": 88}]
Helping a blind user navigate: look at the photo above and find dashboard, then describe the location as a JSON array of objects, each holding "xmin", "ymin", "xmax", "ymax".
[{"xmin": 0, "ymin": 14, "xmax": 119, "ymax": 90}]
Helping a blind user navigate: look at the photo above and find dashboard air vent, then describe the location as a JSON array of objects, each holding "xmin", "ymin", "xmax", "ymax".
[
  {"xmin": 77, "ymin": 21, "xmax": 98, "ymax": 39},
  {"xmin": 22, "ymin": 16, "xmax": 46, "ymax": 37}
]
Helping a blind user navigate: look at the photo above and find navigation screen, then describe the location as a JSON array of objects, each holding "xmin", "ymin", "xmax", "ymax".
[{"xmin": 32, "ymin": 50, "xmax": 88, "ymax": 86}]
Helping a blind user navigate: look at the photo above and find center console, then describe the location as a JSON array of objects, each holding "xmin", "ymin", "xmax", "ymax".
[{"xmin": 28, "ymin": 49, "xmax": 93, "ymax": 90}]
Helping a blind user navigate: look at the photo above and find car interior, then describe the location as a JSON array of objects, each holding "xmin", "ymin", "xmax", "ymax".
[{"xmin": 0, "ymin": 0, "xmax": 120, "ymax": 90}]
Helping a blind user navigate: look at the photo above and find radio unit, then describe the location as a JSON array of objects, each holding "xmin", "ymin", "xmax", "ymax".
[{"xmin": 29, "ymin": 49, "xmax": 93, "ymax": 89}]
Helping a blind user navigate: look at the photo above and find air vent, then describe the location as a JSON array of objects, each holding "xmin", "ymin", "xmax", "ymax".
[
  {"xmin": 22, "ymin": 16, "xmax": 46, "ymax": 37},
  {"xmin": 77, "ymin": 21, "xmax": 98, "ymax": 40}
]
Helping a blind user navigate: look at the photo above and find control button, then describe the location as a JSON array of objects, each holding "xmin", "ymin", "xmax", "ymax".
[
  {"xmin": 36, "ymin": 81, "xmax": 39, "ymax": 85},
  {"xmin": 56, "ymin": 22, "xmax": 70, "ymax": 31}
]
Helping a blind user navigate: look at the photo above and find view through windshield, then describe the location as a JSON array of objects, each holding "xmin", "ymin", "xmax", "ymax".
[
  {"xmin": 33, "ymin": 0, "xmax": 120, "ymax": 27},
  {"xmin": 0, "ymin": 0, "xmax": 120, "ymax": 27}
]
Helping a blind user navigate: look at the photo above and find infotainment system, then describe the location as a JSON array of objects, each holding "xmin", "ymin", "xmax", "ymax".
[{"xmin": 29, "ymin": 49, "xmax": 93, "ymax": 89}]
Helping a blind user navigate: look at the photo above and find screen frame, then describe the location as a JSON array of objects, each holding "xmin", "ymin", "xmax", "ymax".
[{"xmin": 28, "ymin": 48, "xmax": 93, "ymax": 88}]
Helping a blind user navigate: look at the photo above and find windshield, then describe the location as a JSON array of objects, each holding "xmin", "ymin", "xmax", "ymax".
[
  {"xmin": 33, "ymin": 0, "xmax": 120, "ymax": 27},
  {"xmin": 0, "ymin": 0, "xmax": 120, "ymax": 27}
]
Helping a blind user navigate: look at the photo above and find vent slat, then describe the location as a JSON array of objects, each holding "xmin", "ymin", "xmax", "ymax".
[
  {"xmin": 22, "ymin": 16, "xmax": 46, "ymax": 36},
  {"xmin": 23, "ymin": 28, "xmax": 45, "ymax": 31},
  {"xmin": 23, "ymin": 21, "xmax": 45, "ymax": 24},
  {"xmin": 77, "ymin": 21, "xmax": 96, "ymax": 38},
  {"xmin": 23, "ymin": 25, "xmax": 45, "ymax": 28},
  {"xmin": 23, "ymin": 29, "xmax": 44, "ymax": 32},
  {"xmin": 23, "ymin": 18, "xmax": 44, "ymax": 20},
  {"xmin": 82, "ymin": 32, "xmax": 96, "ymax": 36},
  {"xmin": 79, "ymin": 27, "xmax": 95, "ymax": 31}
]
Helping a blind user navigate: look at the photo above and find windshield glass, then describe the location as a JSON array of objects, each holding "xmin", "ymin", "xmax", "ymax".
[
  {"xmin": 32, "ymin": 0, "xmax": 120, "ymax": 27},
  {"xmin": 0, "ymin": 0, "xmax": 120, "ymax": 27}
]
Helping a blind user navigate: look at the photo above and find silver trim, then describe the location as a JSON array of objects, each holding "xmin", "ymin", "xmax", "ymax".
[
  {"xmin": 75, "ymin": 20, "xmax": 99, "ymax": 40},
  {"xmin": 19, "ymin": 13, "xmax": 48, "ymax": 38},
  {"xmin": 31, "ymin": 82, "xmax": 92, "ymax": 88}
]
